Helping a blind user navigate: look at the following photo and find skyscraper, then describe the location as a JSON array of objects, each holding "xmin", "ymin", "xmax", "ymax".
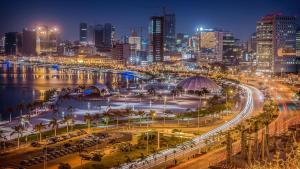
[
  {"xmin": 87, "ymin": 25, "xmax": 95, "ymax": 45},
  {"xmin": 223, "ymin": 32, "xmax": 239, "ymax": 65},
  {"xmin": 94, "ymin": 24, "xmax": 104, "ymax": 51},
  {"xmin": 163, "ymin": 9, "xmax": 176, "ymax": 53},
  {"xmin": 297, "ymin": 27, "xmax": 300, "ymax": 57},
  {"xmin": 36, "ymin": 25, "xmax": 59, "ymax": 56},
  {"xmin": 22, "ymin": 28, "xmax": 36, "ymax": 56},
  {"xmin": 196, "ymin": 28, "xmax": 224, "ymax": 63},
  {"xmin": 79, "ymin": 22, "xmax": 88, "ymax": 44},
  {"xmin": 4, "ymin": 32, "xmax": 22, "ymax": 55},
  {"xmin": 256, "ymin": 14, "xmax": 296, "ymax": 72},
  {"xmin": 149, "ymin": 16, "xmax": 164, "ymax": 62},
  {"xmin": 104, "ymin": 23, "xmax": 113, "ymax": 48}
]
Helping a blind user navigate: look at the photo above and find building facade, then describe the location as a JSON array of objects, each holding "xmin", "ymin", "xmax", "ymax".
[
  {"xmin": 22, "ymin": 28, "xmax": 36, "ymax": 56},
  {"xmin": 297, "ymin": 27, "xmax": 300, "ymax": 57},
  {"xmin": 163, "ymin": 10, "xmax": 176, "ymax": 53},
  {"xmin": 195, "ymin": 28, "xmax": 224, "ymax": 63},
  {"xmin": 36, "ymin": 25, "xmax": 59, "ymax": 56},
  {"xmin": 4, "ymin": 32, "xmax": 22, "ymax": 55},
  {"xmin": 79, "ymin": 22, "xmax": 88, "ymax": 44},
  {"xmin": 148, "ymin": 16, "xmax": 164, "ymax": 63},
  {"xmin": 256, "ymin": 14, "xmax": 297, "ymax": 72}
]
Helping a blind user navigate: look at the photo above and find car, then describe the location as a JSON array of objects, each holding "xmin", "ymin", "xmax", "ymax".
[
  {"xmin": 31, "ymin": 141, "xmax": 41, "ymax": 147},
  {"xmin": 20, "ymin": 160, "xmax": 31, "ymax": 166}
]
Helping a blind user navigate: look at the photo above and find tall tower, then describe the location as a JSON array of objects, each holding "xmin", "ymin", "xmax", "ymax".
[
  {"xmin": 149, "ymin": 16, "xmax": 164, "ymax": 63},
  {"xmin": 79, "ymin": 22, "xmax": 88, "ymax": 44},
  {"xmin": 163, "ymin": 8, "xmax": 176, "ymax": 53},
  {"xmin": 296, "ymin": 27, "xmax": 300, "ymax": 57},
  {"xmin": 256, "ymin": 14, "xmax": 296, "ymax": 72}
]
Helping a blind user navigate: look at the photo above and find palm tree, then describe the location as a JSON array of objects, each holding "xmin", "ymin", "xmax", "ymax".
[
  {"xmin": 84, "ymin": 113, "xmax": 93, "ymax": 132},
  {"xmin": 62, "ymin": 114, "xmax": 74, "ymax": 133},
  {"xmin": 103, "ymin": 112, "xmax": 111, "ymax": 130},
  {"xmin": 5, "ymin": 107, "xmax": 13, "ymax": 122},
  {"xmin": 125, "ymin": 108, "xmax": 134, "ymax": 129},
  {"xmin": 136, "ymin": 110, "xmax": 146, "ymax": 127},
  {"xmin": 93, "ymin": 113, "xmax": 101, "ymax": 128},
  {"xmin": 34, "ymin": 122, "xmax": 46, "ymax": 142},
  {"xmin": 113, "ymin": 110, "xmax": 122, "ymax": 128},
  {"xmin": 17, "ymin": 103, "xmax": 25, "ymax": 116},
  {"xmin": 10, "ymin": 125, "xmax": 24, "ymax": 148},
  {"xmin": 175, "ymin": 112, "xmax": 182, "ymax": 127},
  {"xmin": 0, "ymin": 130, "xmax": 7, "ymax": 152},
  {"xmin": 58, "ymin": 163, "xmax": 71, "ymax": 169},
  {"xmin": 48, "ymin": 118, "xmax": 59, "ymax": 136},
  {"xmin": 149, "ymin": 110, "xmax": 156, "ymax": 124}
]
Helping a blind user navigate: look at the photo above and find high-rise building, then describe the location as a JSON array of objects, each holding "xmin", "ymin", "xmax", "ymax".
[
  {"xmin": 149, "ymin": 16, "xmax": 164, "ymax": 62},
  {"xmin": 79, "ymin": 23, "xmax": 88, "ymax": 44},
  {"xmin": 22, "ymin": 28, "xmax": 36, "ymax": 56},
  {"xmin": 128, "ymin": 31, "xmax": 142, "ymax": 65},
  {"xmin": 104, "ymin": 23, "xmax": 113, "ymax": 48},
  {"xmin": 223, "ymin": 32, "xmax": 240, "ymax": 65},
  {"xmin": 163, "ymin": 9, "xmax": 176, "ymax": 53},
  {"xmin": 94, "ymin": 24, "xmax": 104, "ymax": 51},
  {"xmin": 4, "ymin": 32, "xmax": 22, "ymax": 55},
  {"xmin": 87, "ymin": 25, "xmax": 95, "ymax": 45},
  {"xmin": 256, "ymin": 14, "xmax": 296, "ymax": 72},
  {"xmin": 247, "ymin": 33, "xmax": 257, "ymax": 53},
  {"xmin": 297, "ymin": 27, "xmax": 300, "ymax": 57},
  {"xmin": 112, "ymin": 43, "xmax": 130, "ymax": 65},
  {"xmin": 36, "ymin": 25, "xmax": 59, "ymax": 55},
  {"xmin": 195, "ymin": 28, "xmax": 224, "ymax": 63}
]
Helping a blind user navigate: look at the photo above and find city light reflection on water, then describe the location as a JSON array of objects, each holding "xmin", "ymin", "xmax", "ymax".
[{"xmin": 0, "ymin": 63, "xmax": 138, "ymax": 120}]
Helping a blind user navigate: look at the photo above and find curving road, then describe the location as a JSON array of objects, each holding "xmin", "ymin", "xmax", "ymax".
[{"xmin": 119, "ymin": 84, "xmax": 256, "ymax": 169}]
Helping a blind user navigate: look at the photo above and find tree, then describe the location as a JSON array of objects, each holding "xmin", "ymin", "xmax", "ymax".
[
  {"xmin": 93, "ymin": 113, "xmax": 101, "ymax": 128},
  {"xmin": 17, "ymin": 103, "xmax": 26, "ymax": 116},
  {"xmin": 62, "ymin": 114, "xmax": 74, "ymax": 133},
  {"xmin": 236, "ymin": 124, "xmax": 247, "ymax": 159},
  {"xmin": 0, "ymin": 130, "xmax": 7, "ymax": 152},
  {"xmin": 125, "ymin": 108, "xmax": 134, "ymax": 129},
  {"xmin": 84, "ymin": 113, "xmax": 93, "ymax": 132},
  {"xmin": 34, "ymin": 122, "xmax": 46, "ymax": 142},
  {"xmin": 136, "ymin": 110, "xmax": 146, "ymax": 127},
  {"xmin": 10, "ymin": 125, "xmax": 24, "ymax": 148},
  {"xmin": 226, "ymin": 131, "xmax": 233, "ymax": 165},
  {"xmin": 112, "ymin": 110, "xmax": 122, "ymax": 128},
  {"xmin": 149, "ymin": 110, "xmax": 156, "ymax": 123},
  {"xmin": 5, "ymin": 107, "xmax": 14, "ymax": 122},
  {"xmin": 103, "ymin": 112, "xmax": 111, "ymax": 130},
  {"xmin": 48, "ymin": 118, "xmax": 59, "ymax": 136},
  {"xmin": 58, "ymin": 163, "xmax": 71, "ymax": 169}
]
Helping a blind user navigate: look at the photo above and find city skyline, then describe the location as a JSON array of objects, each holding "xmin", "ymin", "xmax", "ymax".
[{"xmin": 0, "ymin": 0, "xmax": 299, "ymax": 41}]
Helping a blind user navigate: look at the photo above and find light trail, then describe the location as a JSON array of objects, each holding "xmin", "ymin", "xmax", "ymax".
[{"xmin": 118, "ymin": 84, "xmax": 256, "ymax": 169}]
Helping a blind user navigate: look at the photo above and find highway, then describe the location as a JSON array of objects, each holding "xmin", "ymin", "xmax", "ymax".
[{"xmin": 119, "ymin": 84, "xmax": 256, "ymax": 169}]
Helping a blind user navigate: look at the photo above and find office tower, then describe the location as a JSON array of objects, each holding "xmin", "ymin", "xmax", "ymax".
[
  {"xmin": 297, "ymin": 27, "xmax": 300, "ymax": 57},
  {"xmin": 22, "ymin": 28, "xmax": 36, "ymax": 56},
  {"xmin": 223, "ymin": 32, "xmax": 240, "ymax": 65},
  {"xmin": 196, "ymin": 28, "xmax": 224, "ymax": 63},
  {"xmin": 87, "ymin": 25, "xmax": 95, "ymax": 45},
  {"xmin": 112, "ymin": 25, "xmax": 116, "ymax": 46},
  {"xmin": 163, "ymin": 9, "xmax": 176, "ymax": 53},
  {"xmin": 4, "ymin": 32, "xmax": 22, "ymax": 55},
  {"xmin": 0, "ymin": 36, "xmax": 5, "ymax": 53},
  {"xmin": 94, "ymin": 24, "xmax": 104, "ymax": 51},
  {"xmin": 149, "ymin": 16, "xmax": 164, "ymax": 62},
  {"xmin": 129, "ymin": 31, "xmax": 141, "ymax": 51},
  {"xmin": 79, "ymin": 22, "xmax": 88, "ymax": 44},
  {"xmin": 104, "ymin": 23, "xmax": 113, "ymax": 48},
  {"xmin": 256, "ymin": 14, "xmax": 296, "ymax": 72},
  {"xmin": 248, "ymin": 33, "xmax": 257, "ymax": 53},
  {"xmin": 36, "ymin": 25, "xmax": 59, "ymax": 55},
  {"xmin": 112, "ymin": 43, "xmax": 130, "ymax": 65},
  {"xmin": 128, "ymin": 31, "xmax": 142, "ymax": 65}
]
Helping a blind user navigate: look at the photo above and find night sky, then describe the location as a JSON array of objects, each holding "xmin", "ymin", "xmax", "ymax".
[{"xmin": 0, "ymin": 0, "xmax": 299, "ymax": 41}]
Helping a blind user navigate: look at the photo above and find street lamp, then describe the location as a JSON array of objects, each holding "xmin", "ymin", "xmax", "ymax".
[{"xmin": 163, "ymin": 96, "xmax": 167, "ymax": 127}]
